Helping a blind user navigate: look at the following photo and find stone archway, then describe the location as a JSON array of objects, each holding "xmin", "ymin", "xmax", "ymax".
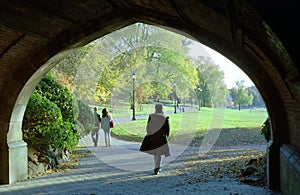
[{"xmin": 0, "ymin": 1, "xmax": 299, "ymax": 193}]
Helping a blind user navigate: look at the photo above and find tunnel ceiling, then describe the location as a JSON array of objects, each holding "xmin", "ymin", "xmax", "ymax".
[{"xmin": 0, "ymin": 0, "xmax": 299, "ymax": 96}]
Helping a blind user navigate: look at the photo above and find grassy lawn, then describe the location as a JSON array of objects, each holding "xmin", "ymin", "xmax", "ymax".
[
  {"xmin": 90, "ymin": 101, "xmax": 176, "ymax": 118},
  {"xmin": 111, "ymin": 106, "xmax": 269, "ymax": 145}
]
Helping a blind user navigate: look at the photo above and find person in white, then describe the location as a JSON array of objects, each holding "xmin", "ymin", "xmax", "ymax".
[{"xmin": 101, "ymin": 108, "xmax": 113, "ymax": 147}]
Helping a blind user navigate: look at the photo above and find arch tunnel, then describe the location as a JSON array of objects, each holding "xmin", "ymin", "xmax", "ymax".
[{"xmin": 0, "ymin": 0, "xmax": 299, "ymax": 193}]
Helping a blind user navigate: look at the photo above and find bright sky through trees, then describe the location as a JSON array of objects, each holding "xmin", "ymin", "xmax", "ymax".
[{"xmin": 189, "ymin": 41, "xmax": 254, "ymax": 88}]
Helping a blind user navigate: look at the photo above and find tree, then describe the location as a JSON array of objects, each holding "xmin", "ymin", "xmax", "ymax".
[
  {"xmin": 51, "ymin": 44, "xmax": 94, "ymax": 92},
  {"xmin": 100, "ymin": 23, "xmax": 198, "ymax": 103},
  {"xmin": 51, "ymin": 23, "xmax": 200, "ymax": 105},
  {"xmin": 230, "ymin": 80, "xmax": 253, "ymax": 110},
  {"xmin": 196, "ymin": 56, "xmax": 227, "ymax": 107},
  {"xmin": 248, "ymin": 86, "xmax": 265, "ymax": 107}
]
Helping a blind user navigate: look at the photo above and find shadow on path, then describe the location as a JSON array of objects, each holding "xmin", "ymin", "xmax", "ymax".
[{"xmin": 0, "ymin": 106, "xmax": 280, "ymax": 194}]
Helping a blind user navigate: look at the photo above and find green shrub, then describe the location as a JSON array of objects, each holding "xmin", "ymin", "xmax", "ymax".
[
  {"xmin": 35, "ymin": 73, "xmax": 79, "ymax": 123},
  {"xmin": 77, "ymin": 100, "xmax": 94, "ymax": 136},
  {"xmin": 23, "ymin": 73, "xmax": 80, "ymax": 152},
  {"xmin": 261, "ymin": 118, "xmax": 271, "ymax": 142},
  {"xmin": 23, "ymin": 91, "xmax": 64, "ymax": 151},
  {"xmin": 60, "ymin": 121, "xmax": 80, "ymax": 150},
  {"xmin": 75, "ymin": 120, "xmax": 85, "ymax": 137}
]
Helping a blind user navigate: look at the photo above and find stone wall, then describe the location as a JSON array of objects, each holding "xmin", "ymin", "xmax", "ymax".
[{"xmin": 280, "ymin": 144, "xmax": 300, "ymax": 194}]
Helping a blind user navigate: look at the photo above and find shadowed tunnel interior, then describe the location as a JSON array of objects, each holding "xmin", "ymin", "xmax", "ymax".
[{"xmin": 0, "ymin": 0, "xmax": 299, "ymax": 193}]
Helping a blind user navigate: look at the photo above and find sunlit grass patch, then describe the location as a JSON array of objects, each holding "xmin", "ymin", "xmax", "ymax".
[{"xmin": 112, "ymin": 107, "xmax": 268, "ymax": 145}]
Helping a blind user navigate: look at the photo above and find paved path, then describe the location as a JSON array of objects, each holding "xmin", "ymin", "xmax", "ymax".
[
  {"xmin": 0, "ymin": 131, "xmax": 279, "ymax": 195},
  {"xmin": 0, "ymin": 107, "xmax": 280, "ymax": 194}
]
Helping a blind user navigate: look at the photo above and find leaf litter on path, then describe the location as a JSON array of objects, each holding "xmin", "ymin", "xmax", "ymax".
[{"xmin": 170, "ymin": 127, "xmax": 268, "ymax": 187}]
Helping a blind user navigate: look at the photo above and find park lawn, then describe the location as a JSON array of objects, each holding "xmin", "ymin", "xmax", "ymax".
[
  {"xmin": 111, "ymin": 107, "xmax": 268, "ymax": 143},
  {"xmin": 223, "ymin": 107, "xmax": 268, "ymax": 128},
  {"xmin": 91, "ymin": 101, "xmax": 176, "ymax": 118}
]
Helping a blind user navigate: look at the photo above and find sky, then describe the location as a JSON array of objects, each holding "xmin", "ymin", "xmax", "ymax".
[{"xmin": 188, "ymin": 41, "xmax": 254, "ymax": 88}]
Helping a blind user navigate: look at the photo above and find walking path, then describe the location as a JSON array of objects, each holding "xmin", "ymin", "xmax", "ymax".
[
  {"xmin": 0, "ymin": 132, "xmax": 279, "ymax": 195},
  {"xmin": 0, "ymin": 107, "xmax": 280, "ymax": 194}
]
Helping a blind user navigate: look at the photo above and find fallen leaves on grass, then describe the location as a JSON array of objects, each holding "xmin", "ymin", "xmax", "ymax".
[{"xmin": 173, "ymin": 147, "xmax": 266, "ymax": 186}]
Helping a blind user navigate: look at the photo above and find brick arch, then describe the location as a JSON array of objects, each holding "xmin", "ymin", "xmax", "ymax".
[{"xmin": 0, "ymin": 0, "xmax": 299, "ymax": 192}]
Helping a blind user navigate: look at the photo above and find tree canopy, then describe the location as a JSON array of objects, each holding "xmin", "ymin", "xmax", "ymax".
[
  {"xmin": 230, "ymin": 80, "xmax": 253, "ymax": 110},
  {"xmin": 51, "ymin": 23, "xmax": 229, "ymax": 108}
]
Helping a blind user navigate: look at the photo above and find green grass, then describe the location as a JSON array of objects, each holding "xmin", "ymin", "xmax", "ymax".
[
  {"xmin": 91, "ymin": 101, "xmax": 179, "ymax": 118},
  {"xmin": 223, "ymin": 108, "xmax": 268, "ymax": 128},
  {"xmin": 111, "ymin": 107, "xmax": 268, "ymax": 143}
]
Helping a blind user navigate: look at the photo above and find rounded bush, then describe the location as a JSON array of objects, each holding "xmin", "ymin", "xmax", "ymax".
[
  {"xmin": 261, "ymin": 118, "xmax": 271, "ymax": 142},
  {"xmin": 77, "ymin": 100, "xmax": 94, "ymax": 136},
  {"xmin": 35, "ymin": 73, "xmax": 79, "ymax": 123},
  {"xmin": 23, "ymin": 91, "xmax": 64, "ymax": 151},
  {"xmin": 23, "ymin": 73, "xmax": 80, "ymax": 152}
]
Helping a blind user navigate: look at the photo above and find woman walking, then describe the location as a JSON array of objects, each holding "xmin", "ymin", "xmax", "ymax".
[
  {"xmin": 101, "ymin": 108, "xmax": 113, "ymax": 147},
  {"xmin": 140, "ymin": 104, "xmax": 170, "ymax": 175}
]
